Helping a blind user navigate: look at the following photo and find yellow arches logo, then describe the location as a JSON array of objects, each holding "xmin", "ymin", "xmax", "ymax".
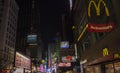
[
  {"xmin": 103, "ymin": 48, "xmax": 109, "ymax": 56},
  {"xmin": 88, "ymin": 0, "xmax": 110, "ymax": 16}
]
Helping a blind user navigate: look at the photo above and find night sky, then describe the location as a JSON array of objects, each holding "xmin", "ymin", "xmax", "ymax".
[
  {"xmin": 16, "ymin": 0, "xmax": 69, "ymax": 42},
  {"xmin": 15, "ymin": 0, "xmax": 71, "ymax": 56},
  {"xmin": 39, "ymin": 0, "xmax": 68, "ymax": 41}
]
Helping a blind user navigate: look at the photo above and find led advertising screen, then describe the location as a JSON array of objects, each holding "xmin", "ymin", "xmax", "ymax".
[
  {"xmin": 27, "ymin": 35, "xmax": 37, "ymax": 43},
  {"xmin": 60, "ymin": 41, "xmax": 69, "ymax": 49}
]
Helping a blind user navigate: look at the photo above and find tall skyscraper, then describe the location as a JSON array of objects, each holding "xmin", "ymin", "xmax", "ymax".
[
  {"xmin": 27, "ymin": 0, "xmax": 42, "ymax": 72},
  {"xmin": 16, "ymin": 0, "xmax": 42, "ymax": 72},
  {"xmin": 0, "ymin": 0, "xmax": 19, "ymax": 70},
  {"xmin": 15, "ymin": 0, "xmax": 31, "ymax": 55},
  {"xmin": 27, "ymin": 0, "xmax": 41, "ymax": 58},
  {"xmin": 16, "ymin": 0, "xmax": 42, "ymax": 60}
]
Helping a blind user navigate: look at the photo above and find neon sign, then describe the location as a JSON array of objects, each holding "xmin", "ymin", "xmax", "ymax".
[
  {"xmin": 103, "ymin": 48, "xmax": 109, "ymax": 56},
  {"xmin": 88, "ymin": 23, "xmax": 115, "ymax": 32},
  {"xmin": 87, "ymin": 0, "xmax": 115, "ymax": 32},
  {"xmin": 88, "ymin": 0, "xmax": 110, "ymax": 17}
]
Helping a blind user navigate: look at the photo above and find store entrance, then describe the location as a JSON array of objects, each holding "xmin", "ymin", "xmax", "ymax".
[{"xmin": 105, "ymin": 61, "xmax": 120, "ymax": 73}]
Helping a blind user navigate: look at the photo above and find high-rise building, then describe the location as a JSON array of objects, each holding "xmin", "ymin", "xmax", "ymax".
[
  {"xmin": 27, "ymin": 0, "xmax": 42, "ymax": 72},
  {"xmin": 15, "ymin": 0, "xmax": 31, "ymax": 55},
  {"xmin": 0, "ymin": 0, "xmax": 19, "ymax": 70},
  {"xmin": 27, "ymin": 0, "xmax": 42, "ymax": 59},
  {"xmin": 15, "ymin": 0, "xmax": 43, "ymax": 72},
  {"xmin": 16, "ymin": 0, "xmax": 42, "ymax": 61}
]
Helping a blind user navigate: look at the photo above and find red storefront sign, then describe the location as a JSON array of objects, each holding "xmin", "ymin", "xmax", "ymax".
[
  {"xmin": 58, "ymin": 62, "xmax": 71, "ymax": 67},
  {"xmin": 62, "ymin": 56, "xmax": 76, "ymax": 62},
  {"xmin": 66, "ymin": 56, "xmax": 72, "ymax": 61},
  {"xmin": 88, "ymin": 23, "xmax": 115, "ymax": 32}
]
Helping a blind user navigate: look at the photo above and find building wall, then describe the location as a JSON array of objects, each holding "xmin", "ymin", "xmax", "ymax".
[
  {"xmin": 0, "ymin": 0, "xmax": 19, "ymax": 69},
  {"xmin": 76, "ymin": 0, "xmax": 120, "ymax": 63},
  {"xmin": 112, "ymin": 0, "xmax": 120, "ymax": 25},
  {"xmin": 72, "ymin": 0, "xmax": 120, "ymax": 72},
  {"xmin": 72, "ymin": 0, "xmax": 89, "ymax": 59},
  {"xmin": 81, "ymin": 27, "xmax": 120, "ymax": 62}
]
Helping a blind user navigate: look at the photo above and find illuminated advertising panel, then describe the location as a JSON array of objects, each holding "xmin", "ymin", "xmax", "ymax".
[
  {"xmin": 58, "ymin": 62, "xmax": 71, "ymax": 67},
  {"xmin": 39, "ymin": 64, "xmax": 45, "ymax": 72},
  {"xmin": 62, "ymin": 56, "xmax": 76, "ymax": 62},
  {"xmin": 27, "ymin": 35, "xmax": 37, "ymax": 43},
  {"xmin": 87, "ymin": 0, "xmax": 115, "ymax": 32},
  {"xmin": 60, "ymin": 41, "xmax": 69, "ymax": 49},
  {"xmin": 15, "ymin": 52, "xmax": 30, "ymax": 69},
  {"xmin": 88, "ymin": 23, "xmax": 115, "ymax": 32}
]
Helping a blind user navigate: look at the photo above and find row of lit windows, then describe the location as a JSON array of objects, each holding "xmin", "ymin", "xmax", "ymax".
[
  {"xmin": 8, "ymin": 10, "xmax": 17, "ymax": 28},
  {"xmin": 6, "ymin": 21, "xmax": 16, "ymax": 48},
  {"xmin": 0, "ymin": 0, "xmax": 18, "ymax": 34},
  {"xmin": 7, "ymin": 22, "xmax": 16, "ymax": 36},
  {"xmin": 5, "ymin": 0, "xmax": 18, "ymax": 48},
  {"xmin": 0, "ymin": 0, "xmax": 17, "ymax": 63}
]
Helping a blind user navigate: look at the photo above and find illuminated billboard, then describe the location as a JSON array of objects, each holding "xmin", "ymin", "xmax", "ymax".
[
  {"xmin": 15, "ymin": 52, "xmax": 30, "ymax": 69},
  {"xmin": 60, "ymin": 41, "xmax": 69, "ymax": 49},
  {"xmin": 58, "ymin": 62, "xmax": 71, "ymax": 67},
  {"xmin": 87, "ymin": 0, "xmax": 115, "ymax": 32},
  {"xmin": 62, "ymin": 56, "xmax": 76, "ymax": 62},
  {"xmin": 27, "ymin": 35, "xmax": 37, "ymax": 43}
]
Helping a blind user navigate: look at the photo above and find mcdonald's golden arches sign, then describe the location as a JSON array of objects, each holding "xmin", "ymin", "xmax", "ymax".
[
  {"xmin": 87, "ymin": 0, "xmax": 115, "ymax": 32},
  {"xmin": 88, "ymin": 0, "xmax": 110, "ymax": 17},
  {"xmin": 103, "ymin": 48, "xmax": 109, "ymax": 56}
]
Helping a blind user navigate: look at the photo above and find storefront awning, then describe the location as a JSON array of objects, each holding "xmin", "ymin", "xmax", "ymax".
[{"xmin": 85, "ymin": 54, "xmax": 116, "ymax": 66}]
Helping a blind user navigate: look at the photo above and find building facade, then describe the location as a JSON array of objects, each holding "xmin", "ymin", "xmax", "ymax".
[
  {"xmin": 15, "ymin": 0, "xmax": 43, "ymax": 72},
  {"xmin": 72, "ymin": 0, "xmax": 120, "ymax": 73},
  {"xmin": 72, "ymin": 0, "xmax": 88, "ymax": 60},
  {"xmin": 27, "ymin": 0, "xmax": 43, "ymax": 72},
  {"xmin": 15, "ymin": 0, "xmax": 31, "ymax": 55},
  {"xmin": 0, "ymin": 0, "xmax": 19, "ymax": 71}
]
